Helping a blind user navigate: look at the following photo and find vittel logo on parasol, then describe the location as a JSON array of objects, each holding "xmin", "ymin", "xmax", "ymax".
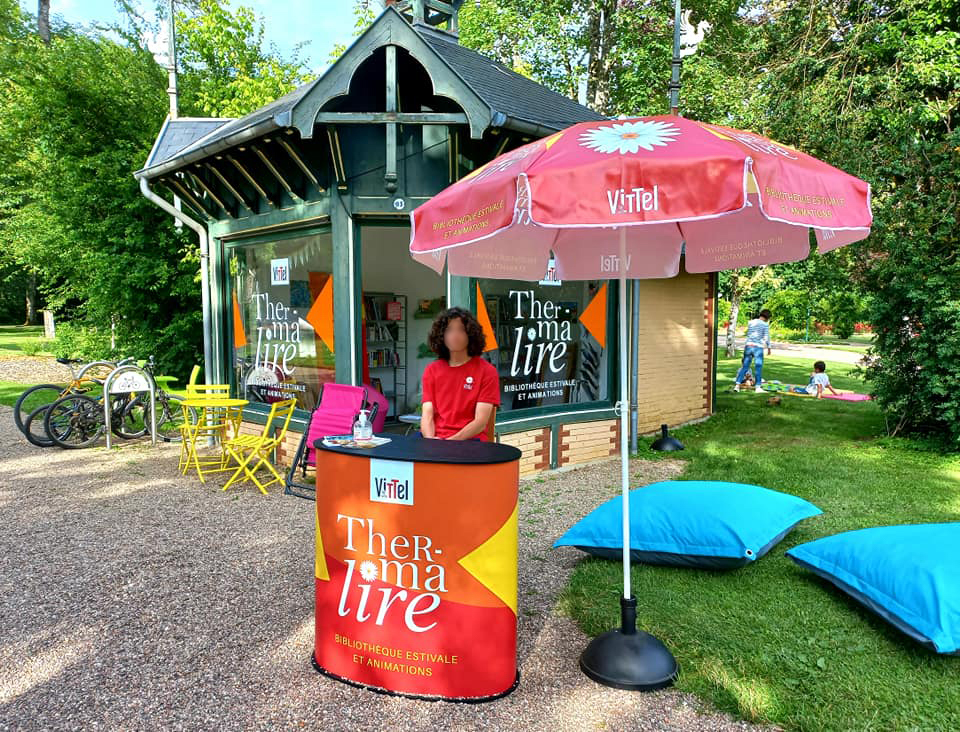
[
  {"xmin": 600, "ymin": 254, "xmax": 632, "ymax": 273},
  {"xmin": 606, "ymin": 186, "xmax": 660, "ymax": 214}
]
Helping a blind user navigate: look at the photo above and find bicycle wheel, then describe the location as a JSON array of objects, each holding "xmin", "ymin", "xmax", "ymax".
[
  {"xmin": 14, "ymin": 384, "xmax": 67, "ymax": 445},
  {"xmin": 44, "ymin": 394, "xmax": 105, "ymax": 449},
  {"xmin": 114, "ymin": 394, "xmax": 150, "ymax": 439},
  {"xmin": 153, "ymin": 395, "xmax": 194, "ymax": 443},
  {"xmin": 22, "ymin": 404, "xmax": 56, "ymax": 448}
]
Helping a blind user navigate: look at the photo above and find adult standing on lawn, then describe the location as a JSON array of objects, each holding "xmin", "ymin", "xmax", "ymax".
[{"xmin": 735, "ymin": 309, "xmax": 772, "ymax": 392}]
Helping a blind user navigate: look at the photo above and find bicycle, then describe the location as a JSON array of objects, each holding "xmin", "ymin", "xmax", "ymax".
[
  {"xmin": 116, "ymin": 356, "xmax": 196, "ymax": 443},
  {"xmin": 14, "ymin": 357, "xmax": 128, "ymax": 447},
  {"xmin": 37, "ymin": 357, "xmax": 196, "ymax": 449}
]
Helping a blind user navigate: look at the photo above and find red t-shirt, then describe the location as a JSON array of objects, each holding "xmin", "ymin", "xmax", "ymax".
[{"xmin": 422, "ymin": 356, "xmax": 501, "ymax": 441}]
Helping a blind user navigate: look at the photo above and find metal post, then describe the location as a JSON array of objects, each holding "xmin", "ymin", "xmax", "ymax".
[
  {"xmin": 669, "ymin": 0, "xmax": 682, "ymax": 115},
  {"xmin": 166, "ymin": 0, "xmax": 179, "ymax": 119}
]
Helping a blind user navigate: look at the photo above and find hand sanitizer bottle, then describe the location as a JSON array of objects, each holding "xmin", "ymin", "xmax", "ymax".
[{"xmin": 353, "ymin": 409, "xmax": 373, "ymax": 443}]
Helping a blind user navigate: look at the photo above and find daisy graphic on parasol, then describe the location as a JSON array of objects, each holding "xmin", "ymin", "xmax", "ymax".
[{"xmin": 579, "ymin": 119, "xmax": 681, "ymax": 154}]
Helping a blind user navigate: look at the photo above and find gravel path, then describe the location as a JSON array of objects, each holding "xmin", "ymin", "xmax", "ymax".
[
  {"xmin": 0, "ymin": 406, "xmax": 771, "ymax": 731},
  {"xmin": 0, "ymin": 356, "xmax": 76, "ymax": 385},
  {"xmin": 716, "ymin": 337, "xmax": 866, "ymax": 366}
]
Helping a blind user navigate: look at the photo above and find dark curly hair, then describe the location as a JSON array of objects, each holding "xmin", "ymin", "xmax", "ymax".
[{"xmin": 428, "ymin": 307, "xmax": 486, "ymax": 360}]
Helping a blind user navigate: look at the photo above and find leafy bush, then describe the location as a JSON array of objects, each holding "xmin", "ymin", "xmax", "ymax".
[
  {"xmin": 717, "ymin": 299, "xmax": 748, "ymax": 329},
  {"xmin": 19, "ymin": 337, "xmax": 51, "ymax": 356},
  {"xmin": 717, "ymin": 298, "xmax": 731, "ymax": 327},
  {"xmin": 769, "ymin": 327, "xmax": 809, "ymax": 342},
  {"xmin": 51, "ymin": 322, "xmax": 113, "ymax": 361},
  {"xmin": 822, "ymin": 292, "xmax": 865, "ymax": 339},
  {"xmin": 762, "ymin": 289, "xmax": 811, "ymax": 330}
]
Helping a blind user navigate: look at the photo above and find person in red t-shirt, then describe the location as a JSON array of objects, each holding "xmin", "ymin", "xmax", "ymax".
[{"xmin": 420, "ymin": 307, "xmax": 500, "ymax": 441}]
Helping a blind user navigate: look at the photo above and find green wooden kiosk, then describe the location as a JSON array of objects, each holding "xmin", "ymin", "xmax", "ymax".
[{"xmin": 136, "ymin": 1, "xmax": 718, "ymax": 476}]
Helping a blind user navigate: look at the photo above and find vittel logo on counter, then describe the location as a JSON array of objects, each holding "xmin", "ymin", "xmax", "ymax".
[{"xmin": 370, "ymin": 459, "xmax": 414, "ymax": 506}]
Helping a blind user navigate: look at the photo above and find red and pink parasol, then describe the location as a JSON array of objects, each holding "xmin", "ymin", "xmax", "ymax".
[{"xmin": 409, "ymin": 115, "xmax": 872, "ymax": 690}]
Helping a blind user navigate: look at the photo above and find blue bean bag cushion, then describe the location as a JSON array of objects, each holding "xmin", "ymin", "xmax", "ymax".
[
  {"xmin": 553, "ymin": 480, "xmax": 822, "ymax": 569},
  {"xmin": 786, "ymin": 523, "xmax": 960, "ymax": 654}
]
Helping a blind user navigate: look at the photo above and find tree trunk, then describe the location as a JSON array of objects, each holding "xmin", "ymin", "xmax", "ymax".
[
  {"xmin": 725, "ymin": 290, "xmax": 739, "ymax": 358},
  {"xmin": 37, "ymin": 0, "xmax": 51, "ymax": 44},
  {"xmin": 23, "ymin": 271, "xmax": 37, "ymax": 326},
  {"xmin": 585, "ymin": 0, "xmax": 617, "ymax": 114}
]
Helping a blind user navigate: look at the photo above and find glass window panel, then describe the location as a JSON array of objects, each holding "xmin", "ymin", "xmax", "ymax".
[{"xmin": 230, "ymin": 233, "xmax": 335, "ymax": 410}]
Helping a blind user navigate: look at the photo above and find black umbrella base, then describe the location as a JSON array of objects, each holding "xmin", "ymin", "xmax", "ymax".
[{"xmin": 579, "ymin": 597, "xmax": 678, "ymax": 691}]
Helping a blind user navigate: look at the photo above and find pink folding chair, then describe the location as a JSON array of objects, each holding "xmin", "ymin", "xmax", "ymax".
[{"xmin": 285, "ymin": 383, "xmax": 370, "ymax": 500}]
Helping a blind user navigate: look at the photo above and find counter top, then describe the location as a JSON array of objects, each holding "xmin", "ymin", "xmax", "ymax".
[{"xmin": 315, "ymin": 433, "xmax": 521, "ymax": 465}]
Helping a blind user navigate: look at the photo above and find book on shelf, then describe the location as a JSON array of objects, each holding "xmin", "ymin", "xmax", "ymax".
[
  {"xmin": 366, "ymin": 323, "xmax": 396, "ymax": 344},
  {"xmin": 368, "ymin": 348, "xmax": 400, "ymax": 368},
  {"xmin": 362, "ymin": 295, "xmax": 378, "ymax": 322}
]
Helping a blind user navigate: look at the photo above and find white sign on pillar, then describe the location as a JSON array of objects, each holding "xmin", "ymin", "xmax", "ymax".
[{"xmin": 270, "ymin": 258, "xmax": 290, "ymax": 286}]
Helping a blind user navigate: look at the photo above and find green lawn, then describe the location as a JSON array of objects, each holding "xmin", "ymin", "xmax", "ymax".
[
  {"xmin": 561, "ymin": 355, "xmax": 960, "ymax": 732},
  {"xmin": 0, "ymin": 325, "xmax": 51, "ymax": 406},
  {"xmin": 0, "ymin": 379, "xmax": 38, "ymax": 407},
  {"xmin": 0, "ymin": 324, "xmax": 52, "ymax": 356}
]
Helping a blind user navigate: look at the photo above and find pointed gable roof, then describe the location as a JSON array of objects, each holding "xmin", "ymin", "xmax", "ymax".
[{"xmin": 138, "ymin": 6, "xmax": 604, "ymax": 179}]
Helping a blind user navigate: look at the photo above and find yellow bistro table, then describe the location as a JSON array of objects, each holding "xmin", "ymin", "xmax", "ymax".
[{"xmin": 179, "ymin": 397, "xmax": 249, "ymax": 482}]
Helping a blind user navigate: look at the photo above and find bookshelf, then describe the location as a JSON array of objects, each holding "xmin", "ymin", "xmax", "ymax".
[
  {"xmin": 483, "ymin": 295, "xmax": 515, "ymax": 373},
  {"xmin": 363, "ymin": 292, "xmax": 406, "ymax": 420}
]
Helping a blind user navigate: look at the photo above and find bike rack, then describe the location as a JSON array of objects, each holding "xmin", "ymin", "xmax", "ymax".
[
  {"xmin": 103, "ymin": 365, "xmax": 157, "ymax": 449},
  {"xmin": 77, "ymin": 359, "xmax": 118, "ymax": 381}
]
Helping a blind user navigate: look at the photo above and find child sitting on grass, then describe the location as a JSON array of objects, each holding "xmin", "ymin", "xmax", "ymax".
[{"xmin": 791, "ymin": 361, "xmax": 840, "ymax": 399}]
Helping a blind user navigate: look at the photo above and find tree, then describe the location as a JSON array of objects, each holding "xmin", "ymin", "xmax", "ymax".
[
  {"xmin": 19, "ymin": 0, "xmax": 51, "ymax": 326},
  {"xmin": 36, "ymin": 0, "xmax": 48, "ymax": 42},
  {"xmin": 719, "ymin": 267, "xmax": 780, "ymax": 356},
  {"xmin": 0, "ymin": 0, "xmax": 312, "ymax": 372},
  {"xmin": 172, "ymin": 0, "xmax": 312, "ymax": 117},
  {"xmin": 747, "ymin": 0, "xmax": 959, "ymax": 441}
]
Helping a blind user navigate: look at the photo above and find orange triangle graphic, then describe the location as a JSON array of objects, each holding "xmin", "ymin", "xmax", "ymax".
[
  {"xmin": 306, "ymin": 276, "xmax": 335, "ymax": 353},
  {"xmin": 232, "ymin": 291, "xmax": 248, "ymax": 349},
  {"xmin": 476, "ymin": 283, "xmax": 498, "ymax": 352},
  {"xmin": 579, "ymin": 282, "xmax": 607, "ymax": 349}
]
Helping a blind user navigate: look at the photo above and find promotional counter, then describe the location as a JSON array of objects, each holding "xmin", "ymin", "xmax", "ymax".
[{"xmin": 312, "ymin": 434, "xmax": 523, "ymax": 701}]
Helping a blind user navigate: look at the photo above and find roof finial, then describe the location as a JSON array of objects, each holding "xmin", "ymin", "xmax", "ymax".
[{"xmin": 391, "ymin": 0, "xmax": 463, "ymax": 35}]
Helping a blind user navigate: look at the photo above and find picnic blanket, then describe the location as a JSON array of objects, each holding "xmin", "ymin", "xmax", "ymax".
[
  {"xmin": 760, "ymin": 381, "xmax": 871, "ymax": 401},
  {"xmin": 822, "ymin": 392, "xmax": 871, "ymax": 401}
]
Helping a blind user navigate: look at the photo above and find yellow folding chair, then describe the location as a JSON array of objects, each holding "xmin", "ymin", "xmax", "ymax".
[
  {"xmin": 178, "ymin": 384, "xmax": 237, "ymax": 477},
  {"xmin": 222, "ymin": 399, "xmax": 297, "ymax": 495},
  {"xmin": 160, "ymin": 364, "xmax": 202, "ymax": 400}
]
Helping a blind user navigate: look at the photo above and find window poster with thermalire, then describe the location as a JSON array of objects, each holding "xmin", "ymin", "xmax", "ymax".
[
  {"xmin": 476, "ymin": 277, "xmax": 610, "ymax": 412},
  {"xmin": 229, "ymin": 234, "xmax": 337, "ymax": 410}
]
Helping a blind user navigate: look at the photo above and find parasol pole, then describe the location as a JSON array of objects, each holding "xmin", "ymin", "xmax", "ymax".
[
  {"xmin": 619, "ymin": 227, "xmax": 631, "ymax": 602},
  {"xmin": 577, "ymin": 227, "xmax": 678, "ymax": 691}
]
